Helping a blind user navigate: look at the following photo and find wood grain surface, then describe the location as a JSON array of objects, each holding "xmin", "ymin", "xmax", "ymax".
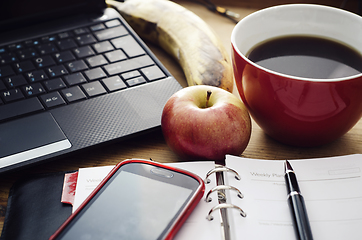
[{"xmin": 1, "ymin": 0, "xmax": 361, "ymax": 234}]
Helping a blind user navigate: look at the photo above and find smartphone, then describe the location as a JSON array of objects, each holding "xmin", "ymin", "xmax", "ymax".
[{"xmin": 49, "ymin": 159, "xmax": 205, "ymax": 240}]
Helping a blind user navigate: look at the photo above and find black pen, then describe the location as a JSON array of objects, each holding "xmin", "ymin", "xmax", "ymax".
[{"xmin": 284, "ymin": 160, "xmax": 314, "ymax": 240}]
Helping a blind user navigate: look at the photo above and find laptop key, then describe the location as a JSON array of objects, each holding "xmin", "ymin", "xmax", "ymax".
[
  {"xmin": 40, "ymin": 91, "xmax": 66, "ymax": 108},
  {"xmin": 66, "ymin": 60, "xmax": 88, "ymax": 73},
  {"xmin": 24, "ymin": 39, "xmax": 40, "ymax": 47},
  {"xmin": 57, "ymin": 39, "xmax": 77, "ymax": 51},
  {"xmin": 102, "ymin": 76, "xmax": 127, "ymax": 92},
  {"xmin": 126, "ymin": 76, "xmax": 146, "ymax": 87},
  {"xmin": 73, "ymin": 46, "xmax": 94, "ymax": 58},
  {"xmin": 37, "ymin": 43, "xmax": 58, "ymax": 55},
  {"xmin": 22, "ymin": 83, "xmax": 46, "ymax": 97},
  {"xmin": 121, "ymin": 70, "xmax": 140, "ymax": 80},
  {"xmin": 81, "ymin": 81, "xmax": 107, "ymax": 97},
  {"xmin": 4, "ymin": 75, "xmax": 27, "ymax": 88},
  {"xmin": 111, "ymin": 35, "xmax": 145, "ymax": 57},
  {"xmin": 58, "ymin": 32, "xmax": 73, "ymax": 39},
  {"xmin": 74, "ymin": 27, "xmax": 89, "ymax": 35},
  {"xmin": 92, "ymin": 41, "xmax": 114, "ymax": 54},
  {"xmin": 26, "ymin": 69, "xmax": 48, "ymax": 82},
  {"xmin": 8, "ymin": 43, "xmax": 23, "ymax": 51},
  {"xmin": 86, "ymin": 55, "xmax": 108, "ymax": 68},
  {"xmin": 63, "ymin": 72, "xmax": 87, "ymax": 86},
  {"xmin": 104, "ymin": 50, "xmax": 127, "ymax": 63},
  {"xmin": 61, "ymin": 86, "xmax": 87, "ymax": 103},
  {"xmin": 41, "ymin": 35, "xmax": 57, "ymax": 43},
  {"xmin": 103, "ymin": 55, "xmax": 154, "ymax": 76},
  {"xmin": 1, "ymin": 88, "xmax": 24, "ymax": 102},
  {"xmin": 54, "ymin": 51, "xmax": 76, "ymax": 63},
  {"xmin": 90, "ymin": 24, "xmax": 106, "ymax": 32},
  {"xmin": 93, "ymin": 26, "xmax": 128, "ymax": 41},
  {"xmin": 84, "ymin": 67, "xmax": 107, "ymax": 81},
  {"xmin": 0, "ymin": 81, "xmax": 6, "ymax": 91},
  {"xmin": 14, "ymin": 60, "xmax": 35, "ymax": 73},
  {"xmin": 0, "ymin": 65, "xmax": 15, "ymax": 77},
  {"xmin": 46, "ymin": 65, "xmax": 68, "ymax": 77},
  {"xmin": 43, "ymin": 78, "xmax": 66, "ymax": 91},
  {"xmin": 0, "ymin": 97, "xmax": 44, "ymax": 121},
  {"xmin": 105, "ymin": 20, "xmax": 121, "ymax": 28},
  {"xmin": 141, "ymin": 66, "xmax": 166, "ymax": 81},
  {"xmin": 34, "ymin": 55, "xmax": 56, "ymax": 68},
  {"xmin": 76, "ymin": 34, "xmax": 97, "ymax": 46},
  {"xmin": 17, "ymin": 48, "xmax": 38, "ymax": 60},
  {"xmin": 0, "ymin": 52, "xmax": 17, "ymax": 64}
]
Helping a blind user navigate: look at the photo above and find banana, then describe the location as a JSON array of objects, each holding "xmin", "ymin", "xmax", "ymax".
[{"xmin": 107, "ymin": 0, "xmax": 234, "ymax": 92}]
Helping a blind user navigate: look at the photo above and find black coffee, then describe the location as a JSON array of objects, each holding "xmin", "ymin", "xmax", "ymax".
[{"xmin": 247, "ymin": 36, "xmax": 362, "ymax": 79}]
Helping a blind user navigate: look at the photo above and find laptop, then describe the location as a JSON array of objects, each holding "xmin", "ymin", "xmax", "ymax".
[{"xmin": 0, "ymin": 0, "xmax": 182, "ymax": 173}]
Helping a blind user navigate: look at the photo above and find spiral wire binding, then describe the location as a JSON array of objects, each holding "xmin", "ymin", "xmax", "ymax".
[
  {"xmin": 205, "ymin": 185, "xmax": 244, "ymax": 202},
  {"xmin": 205, "ymin": 165, "xmax": 241, "ymax": 184},
  {"xmin": 205, "ymin": 165, "xmax": 246, "ymax": 224},
  {"xmin": 207, "ymin": 203, "xmax": 247, "ymax": 221}
]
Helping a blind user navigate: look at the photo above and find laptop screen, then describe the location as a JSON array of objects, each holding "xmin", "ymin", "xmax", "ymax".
[{"xmin": 0, "ymin": 0, "xmax": 106, "ymax": 31}]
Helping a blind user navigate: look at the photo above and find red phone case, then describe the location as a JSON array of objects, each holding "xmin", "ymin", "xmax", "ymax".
[{"xmin": 49, "ymin": 159, "xmax": 205, "ymax": 240}]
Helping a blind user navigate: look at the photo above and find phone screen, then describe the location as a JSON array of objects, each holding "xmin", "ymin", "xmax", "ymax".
[{"xmin": 55, "ymin": 162, "xmax": 201, "ymax": 240}]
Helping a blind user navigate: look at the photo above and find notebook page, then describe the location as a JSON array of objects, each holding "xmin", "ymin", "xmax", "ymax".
[
  {"xmin": 225, "ymin": 154, "xmax": 362, "ymax": 240},
  {"xmin": 171, "ymin": 161, "xmax": 221, "ymax": 240},
  {"xmin": 73, "ymin": 165, "xmax": 115, "ymax": 212}
]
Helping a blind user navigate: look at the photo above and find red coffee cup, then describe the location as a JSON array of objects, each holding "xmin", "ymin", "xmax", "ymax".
[{"xmin": 231, "ymin": 4, "xmax": 362, "ymax": 147}]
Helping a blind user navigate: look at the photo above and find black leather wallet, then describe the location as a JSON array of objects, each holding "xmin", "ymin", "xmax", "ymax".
[{"xmin": 0, "ymin": 171, "xmax": 74, "ymax": 240}]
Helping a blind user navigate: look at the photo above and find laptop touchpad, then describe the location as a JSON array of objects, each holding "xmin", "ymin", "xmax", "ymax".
[{"xmin": 0, "ymin": 112, "xmax": 71, "ymax": 169}]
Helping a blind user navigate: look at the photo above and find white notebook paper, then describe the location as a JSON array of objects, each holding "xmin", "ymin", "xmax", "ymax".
[
  {"xmin": 73, "ymin": 154, "xmax": 362, "ymax": 240},
  {"xmin": 225, "ymin": 154, "xmax": 362, "ymax": 240}
]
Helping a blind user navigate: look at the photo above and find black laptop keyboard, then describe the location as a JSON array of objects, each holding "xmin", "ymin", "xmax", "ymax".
[{"xmin": 0, "ymin": 19, "xmax": 167, "ymax": 122}]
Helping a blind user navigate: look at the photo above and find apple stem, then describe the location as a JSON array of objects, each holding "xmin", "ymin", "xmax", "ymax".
[{"xmin": 205, "ymin": 90, "xmax": 212, "ymax": 108}]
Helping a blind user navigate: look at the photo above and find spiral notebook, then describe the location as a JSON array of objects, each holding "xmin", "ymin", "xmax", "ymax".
[{"xmin": 71, "ymin": 154, "xmax": 362, "ymax": 240}]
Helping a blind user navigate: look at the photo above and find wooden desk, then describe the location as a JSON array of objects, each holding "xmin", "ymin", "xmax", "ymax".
[{"xmin": 1, "ymin": 0, "xmax": 361, "ymax": 234}]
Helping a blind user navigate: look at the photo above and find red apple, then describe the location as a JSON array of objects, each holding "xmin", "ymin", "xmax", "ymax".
[{"xmin": 161, "ymin": 85, "xmax": 251, "ymax": 161}]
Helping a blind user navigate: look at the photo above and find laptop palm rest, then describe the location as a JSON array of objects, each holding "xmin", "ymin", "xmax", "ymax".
[{"xmin": 0, "ymin": 112, "xmax": 71, "ymax": 169}]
